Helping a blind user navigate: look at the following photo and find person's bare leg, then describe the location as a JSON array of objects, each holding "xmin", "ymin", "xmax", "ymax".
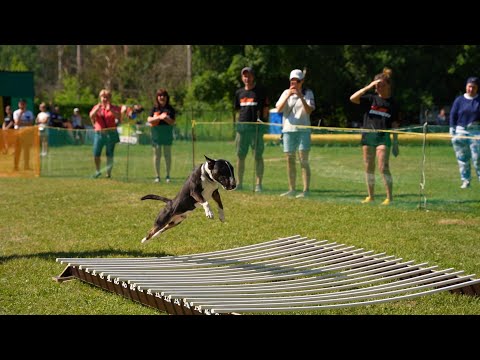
[
  {"xmin": 153, "ymin": 145, "xmax": 161, "ymax": 178},
  {"xmin": 286, "ymin": 152, "xmax": 296, "ymax": 191},
  {"xmin": 255, "ymin": 155, "xmax": 264, "ymax": 187},
  {"xmin": 164, "ymin": 145, "xmax": 172, "ymax": 178},
  {"xmin": 363, "ymin": 145, "xmax": 376, "ymax": 201},
  {"xmin": 377, "ymin": 145, "xmax": 393, "ymax": 201},
  {"xmin": 93, "ymin": 156, "xmax": 102, "ymax": 174},
  {"xmin": 106, "ymin": 156, "xmax": 113, "ymax": 177},
  {"xmin": 298, "ymin": 150, "xmax": 310, "ymax": 193},
  {"xmin": 237, "ymin": 156, "xmax": 245, "ymax": 187}
]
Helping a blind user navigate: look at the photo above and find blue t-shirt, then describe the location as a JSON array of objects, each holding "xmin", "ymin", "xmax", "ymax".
[{"xmin": 449, "ymin": 94, "xmax": 480, "ymax": 129}]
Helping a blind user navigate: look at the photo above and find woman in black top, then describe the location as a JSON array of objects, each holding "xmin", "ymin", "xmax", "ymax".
[
  {"xmin": 350, "ymin": 67, "xmax": 400, "ymax": 205},
  {"xmin": 147, "ymin": 88, "xmax": 176, "ymax": 183}
]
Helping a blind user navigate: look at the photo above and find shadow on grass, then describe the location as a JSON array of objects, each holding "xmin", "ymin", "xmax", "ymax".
[{"xmin": 0, "ymin": 249, "xmax": 174, "ymax": 264}]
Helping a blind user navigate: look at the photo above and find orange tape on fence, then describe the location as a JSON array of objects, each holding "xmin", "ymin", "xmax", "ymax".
[{"xmin": 0, "ymin": 127, "xmax": 40, "ymax": 178}]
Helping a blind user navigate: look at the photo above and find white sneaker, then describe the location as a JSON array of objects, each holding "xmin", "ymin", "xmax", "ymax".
[
  {"xmin": 255, "ymin": 185, "xmax": 262, "ymax": 193},
  {"xmin": 460, "ymin": 180, "xmax": 470, "ymax": 189},
  {"xmin": 154, "ymin": 177, "xmax": 160, "ymax": 183},
  {"xmin": 295, "ymin": 191, "xmax": 309, "ymax": 199},
  {"xmin": 280, "ymin": 190, "xmax": 296, "ymax": 197}
]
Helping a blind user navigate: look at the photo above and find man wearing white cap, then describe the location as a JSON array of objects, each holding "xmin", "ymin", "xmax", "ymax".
[
  {"xmin": 71, "ymin": 107, "xmax": 85, "ymax": 144},
  {"xmin": 234, "ymin": 66, "xmax": 270, "ymax": 192},
  {"xmin": 275, "ymin": 69, "xmax": 315, "ymax": 198}
]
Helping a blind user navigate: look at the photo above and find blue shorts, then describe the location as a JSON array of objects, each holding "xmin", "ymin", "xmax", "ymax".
[{"xmin": 282, "ymin": 131, "xmax": 311, "ymax": 153}]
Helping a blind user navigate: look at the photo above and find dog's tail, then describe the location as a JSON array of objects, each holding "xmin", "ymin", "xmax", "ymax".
[{"xmin": 141, "ymin": 194, "xmax": 171, "ymax": 203}]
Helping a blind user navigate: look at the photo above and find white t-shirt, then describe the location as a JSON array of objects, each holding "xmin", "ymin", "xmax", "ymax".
[
  {"xmin": 276, "ymin": 89, "xmax": 315, "ymax": 132},
  {"xmin": 13, "ymin": 109, "xmax": 35, "ymax": 129},
  {"xmin": 36, "ymin": 111, "xmax": 50, "ymax": 126}
]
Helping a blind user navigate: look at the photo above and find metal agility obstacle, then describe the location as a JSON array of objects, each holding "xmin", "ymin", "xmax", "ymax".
[{"xmin": 54, "ymin": 235, "xmax": 480, "ymax": 315}]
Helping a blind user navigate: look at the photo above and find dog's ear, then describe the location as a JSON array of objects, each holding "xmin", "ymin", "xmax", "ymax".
[{"xmin": 204, "ymin": 155, "xmax": 215, "ymax": 170}]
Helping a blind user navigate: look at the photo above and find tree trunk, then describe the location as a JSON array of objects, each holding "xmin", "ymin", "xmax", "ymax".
[
  {"xmin": 76, "ymin": 45, "xmax": 82, "ymax": 75},
  {"xmin": 186, "ymin": 45, "xmax": 192, "ymax": 86},
  {"xmin": 57, "ymin": 45, "xmax": 64, "ymax": 86}
]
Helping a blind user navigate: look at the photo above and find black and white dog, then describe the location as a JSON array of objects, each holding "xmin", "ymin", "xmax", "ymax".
[{"xmin": 140, "ymin": 155, "xmax": 236, "ymax": 243}]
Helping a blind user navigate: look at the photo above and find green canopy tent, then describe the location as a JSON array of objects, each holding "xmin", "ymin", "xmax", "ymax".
[{"xmin": 0, "ymin": 71, "xmax": 35, "ymax": 122}]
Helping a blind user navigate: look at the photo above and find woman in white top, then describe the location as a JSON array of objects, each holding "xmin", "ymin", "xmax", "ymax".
[
  {"xmin": 275, "ymin": 69, "xmax": 315, "ymax": 198},
  {"xmin": 35, "ymin": 102, "xmax": 50, "ymax": 156}
]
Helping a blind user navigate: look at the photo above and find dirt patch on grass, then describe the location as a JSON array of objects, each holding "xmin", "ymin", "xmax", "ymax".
[{"xmin": 438, "ymin": 218, "xmax": 480, "ymax": 225}]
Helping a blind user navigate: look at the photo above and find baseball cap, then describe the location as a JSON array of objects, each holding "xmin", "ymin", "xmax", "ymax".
[
  {"xmin": 289, "ymin": 69, "xmax": 304, "ymax": 81},
  {"xmin": 73, "ymin": 108, "xmax": 79, "ymax": 112},
  {"xmin": 466, "ymin": 76, "xmax": 479, "ymax": 86},
  {"xmin": 241, "ymin": 67, "xmax": 254, "ymax": 76}
]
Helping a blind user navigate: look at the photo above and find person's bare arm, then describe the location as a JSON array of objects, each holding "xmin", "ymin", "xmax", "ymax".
[{"xmin": 350, "ymin": 79, "xmax": 381, "ymax": 104}]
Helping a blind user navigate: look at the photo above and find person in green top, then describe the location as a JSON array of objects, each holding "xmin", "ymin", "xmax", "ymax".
[{"xmin": 147, "ymin": 88, "xmax": 176, "ymax": 183}]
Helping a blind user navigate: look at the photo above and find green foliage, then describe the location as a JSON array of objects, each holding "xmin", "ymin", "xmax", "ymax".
[
  {"xmin": 0, "ymin": 45, "xmax": 38, "ymax": 71},
  {"xmin": 5, "ymin": 45, "xmax": 480, "ymax": 128},
  {"xmin": 184, "ymin": 70, "xmax": 233, "ymax": 112},
  {"xmin": 7, "ymin": 56, "xmax": 29, "ymax": 71},
  {"xmin": 53, "ymin": 75, "xmax": 96, "ymax": 105}
]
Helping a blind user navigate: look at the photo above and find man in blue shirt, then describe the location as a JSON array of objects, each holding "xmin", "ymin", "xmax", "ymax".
[{"xmin": 449, "ymin": 76, "xmax": 480, "ymax": 189}]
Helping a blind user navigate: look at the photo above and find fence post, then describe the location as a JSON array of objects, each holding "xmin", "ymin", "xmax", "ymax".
[
  {"xmin": 191, "ymin": 119, "xmax": 196, "ymax": 170},
  {"xmin": 418, "ymin": 122, "xmax": 428, "ymax": 210}
]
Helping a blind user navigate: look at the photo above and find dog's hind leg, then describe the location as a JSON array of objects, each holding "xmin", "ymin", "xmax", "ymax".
[
  {"xmin": 141, "ymin": 215, "xmax": 187, "ymax": 243},
  {"xmin": 142, "ymin": 225, "xmax": 174, "ymax": 243},
  {"xmin": 141, "ymin": 225, "xmax": 164, "ymax": 243}
]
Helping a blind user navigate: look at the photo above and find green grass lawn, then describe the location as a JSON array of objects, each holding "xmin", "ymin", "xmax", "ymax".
[{"xmin": 1, "ymin": 139, "xmax": 479, "ymax": 315}]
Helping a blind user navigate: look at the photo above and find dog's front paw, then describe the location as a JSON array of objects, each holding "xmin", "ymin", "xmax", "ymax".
[
  {"xmin": 205, "ymin": 209, "xmax": 214, "ymax": 219},
  {"xmin": 218, "ymin": 209, "xmax": 225, "ymax": 222},
  {"xmin": 201, "ymin": 202, "xmax": 214, "ymax": 219}
]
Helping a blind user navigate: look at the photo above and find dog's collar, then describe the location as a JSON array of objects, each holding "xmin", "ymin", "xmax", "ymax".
[{"xmin": 201, "ymin": 163, "xmax": 215, "ymax": 183}]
